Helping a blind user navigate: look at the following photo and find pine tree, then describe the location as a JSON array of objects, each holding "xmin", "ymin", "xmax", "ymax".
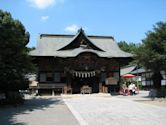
[{"xmin": 0, "ymin": 10, "xmax": 35, "ymax": 103}]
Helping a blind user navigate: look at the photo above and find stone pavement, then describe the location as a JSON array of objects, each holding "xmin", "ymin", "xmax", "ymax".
[
  {"xmin": 1, "ymin": 92, "xmax": 165, "ymax": 125},
  {"xmin": 63, "ymin": 94, "xmax": 166, "ymax": 125},
  {"xmin": 0, "ymin": 96, "xmax": 79, "ymax": 125}
]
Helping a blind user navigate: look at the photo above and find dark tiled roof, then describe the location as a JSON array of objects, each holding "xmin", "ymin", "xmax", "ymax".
[{"xmin": 30, "ymin": 29, "xmax": 132, "ymax": 58}]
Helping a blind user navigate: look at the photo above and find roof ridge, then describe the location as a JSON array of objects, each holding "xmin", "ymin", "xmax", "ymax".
[{"xmin": 39, "ymin": 34, "xmax": 114, "ymax": 39}]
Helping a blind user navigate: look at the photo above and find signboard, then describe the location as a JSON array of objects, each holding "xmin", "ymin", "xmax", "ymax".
[{"xmin": 105, "ymin": 77, "xmax": 118, "ymax": 85}]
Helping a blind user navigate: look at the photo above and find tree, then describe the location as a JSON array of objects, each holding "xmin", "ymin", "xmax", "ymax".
[
  {"xmin": 0, "ymin": 10, "xmax": 35, "ymax": 103},
  {"xmin": 134, "ymin": 22, "xmax": 166, "ymax": 89},
  {"xmin": 118, "ymin": 41, "xmax": 140, "ymax": 54}
]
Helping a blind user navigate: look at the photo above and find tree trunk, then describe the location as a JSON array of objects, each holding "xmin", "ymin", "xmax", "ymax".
[{"xmin": 152, "ymin": 71, "xmax": 163, "ymax": 89}]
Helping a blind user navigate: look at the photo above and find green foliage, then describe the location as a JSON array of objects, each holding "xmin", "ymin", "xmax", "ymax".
[
  {"xmin": 134, "ymin": 22, "xmax": 166, "ymax": 89},
  {"xmin": 118, "ymin": 41, "xmax": 141, "ymax": 54},
  {"xmin": 0, "ymin": 10, "xmax": 35, "ymax": 92},
  {"xmin": 28, "ymin": 47, "xmax": 36, "ymax": 51},
  {"xmin": 134, "ymin": 22, "xmax": 166, "ymax": 71},
  {"xmin": 2, "ymin": 91, "xmax": 24, "ymax": 105}
]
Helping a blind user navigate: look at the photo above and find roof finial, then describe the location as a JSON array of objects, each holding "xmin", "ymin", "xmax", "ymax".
[{"xmin": 78, "ymin": 27, "xmax": 84, "ymax": 33}]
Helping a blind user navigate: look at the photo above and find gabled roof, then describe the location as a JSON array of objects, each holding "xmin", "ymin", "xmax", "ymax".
[
  {"xmin": 30, "ymin": 29, "xmax": 132, "ymax": 58},
  {"xmin": 131, "ymin": 68, "xmax": 151, "ymax": 74},
  {"xmin": 58, "ymin": 28, "xmax": 104, "ymax": 51},
  {"xmin": 120, "ymin": 65, "xmax": 137, "ymax": 76}
]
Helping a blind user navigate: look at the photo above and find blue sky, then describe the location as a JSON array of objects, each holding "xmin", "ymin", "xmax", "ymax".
[{"xmin": 0, "ymin": 0, "xmax": 166, "ymax": 47}]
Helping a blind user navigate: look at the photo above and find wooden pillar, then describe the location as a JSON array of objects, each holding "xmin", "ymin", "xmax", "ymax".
[
  {"xmin": 63, "ymin": 72, "xmax": 72, "ymax": 94},
  {"xmin": 52, "ymin": 89, "xmax": 55, "ymax": 96},
  {"xmin": 105, "ymin": 86, "xmax": 108, "ymax": 93},
  {"xmin": 99, "ymin": 82, "xmax": 103, "ymax": 93},
  {"xmin": 102, "ymin": 86, "xmax": 105, "ymax": 93},
  {"xmin": 102, "ymin": 86, "xmax": 108, "ymax": 93},
  {"xmin": 64, "ymin": 84, "xmax": 67, "ymax": 94}
]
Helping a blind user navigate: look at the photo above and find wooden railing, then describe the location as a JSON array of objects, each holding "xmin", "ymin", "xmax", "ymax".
[{"xmin": 38, "ymin": 83, "xmax": 65, "ymax": 89}]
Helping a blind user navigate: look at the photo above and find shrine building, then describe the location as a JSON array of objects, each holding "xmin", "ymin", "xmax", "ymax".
[{"xmin": 30, "ymin": 29, "xmax": 132, "ymax": 95}]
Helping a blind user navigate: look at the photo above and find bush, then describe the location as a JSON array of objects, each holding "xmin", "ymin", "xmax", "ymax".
[{"xmin": 3, "ymin": 91, "xmax": 24, "ymax": 105}]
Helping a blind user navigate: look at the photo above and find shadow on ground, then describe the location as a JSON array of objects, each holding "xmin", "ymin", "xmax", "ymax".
[{"xmin": 0, "ymin": 96, "xmax": 63, "ymax": 125}]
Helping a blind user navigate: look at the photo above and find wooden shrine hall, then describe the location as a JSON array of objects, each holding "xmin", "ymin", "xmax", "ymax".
[{"xmin": 30, "ymin": 29, "xmax": 132, "ymax": 95}]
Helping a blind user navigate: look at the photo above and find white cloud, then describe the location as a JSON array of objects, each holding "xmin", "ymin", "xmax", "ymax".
[
  {"xmin": 64, "ymin": 24, "xmax": 80, "ymax": 33},
  {"xmin": 41, "ymin": 16, "xmax": 49, "ymax": 21},
  {"xmin": 27, "ymin": 0, "xmax": 56, "ymax": 9}
]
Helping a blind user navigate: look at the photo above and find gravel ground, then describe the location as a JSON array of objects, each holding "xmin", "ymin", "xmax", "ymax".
[
  {"xmin": 0, "ymin": 96, "xmax": 79, "ymax": 125},
  {"xmin": 63, "ymin": 93, "xmax": 166, "ymax": 125}
]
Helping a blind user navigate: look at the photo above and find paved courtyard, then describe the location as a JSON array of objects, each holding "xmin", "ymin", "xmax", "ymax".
[
  {"xmin": 63, "ymin": 94, "xmax": 166, "ymax": 125},
  {"xmin": 0, "ymin": 96, "xmax": 79, "ymax": 125},
  {"xmin": 0, "ymin": 92, "xmax": 166, "ymax": 125}
]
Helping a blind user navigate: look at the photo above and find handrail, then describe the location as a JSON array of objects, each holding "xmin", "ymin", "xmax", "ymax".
[{"xmin": 38, "ymin": 83, "xmax": 65, "ymax": 89}]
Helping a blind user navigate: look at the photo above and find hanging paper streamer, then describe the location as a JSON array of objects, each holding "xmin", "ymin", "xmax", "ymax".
[{"xmin": 72, "ymin": 70, "xmax": 96, "ymax": 78}]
